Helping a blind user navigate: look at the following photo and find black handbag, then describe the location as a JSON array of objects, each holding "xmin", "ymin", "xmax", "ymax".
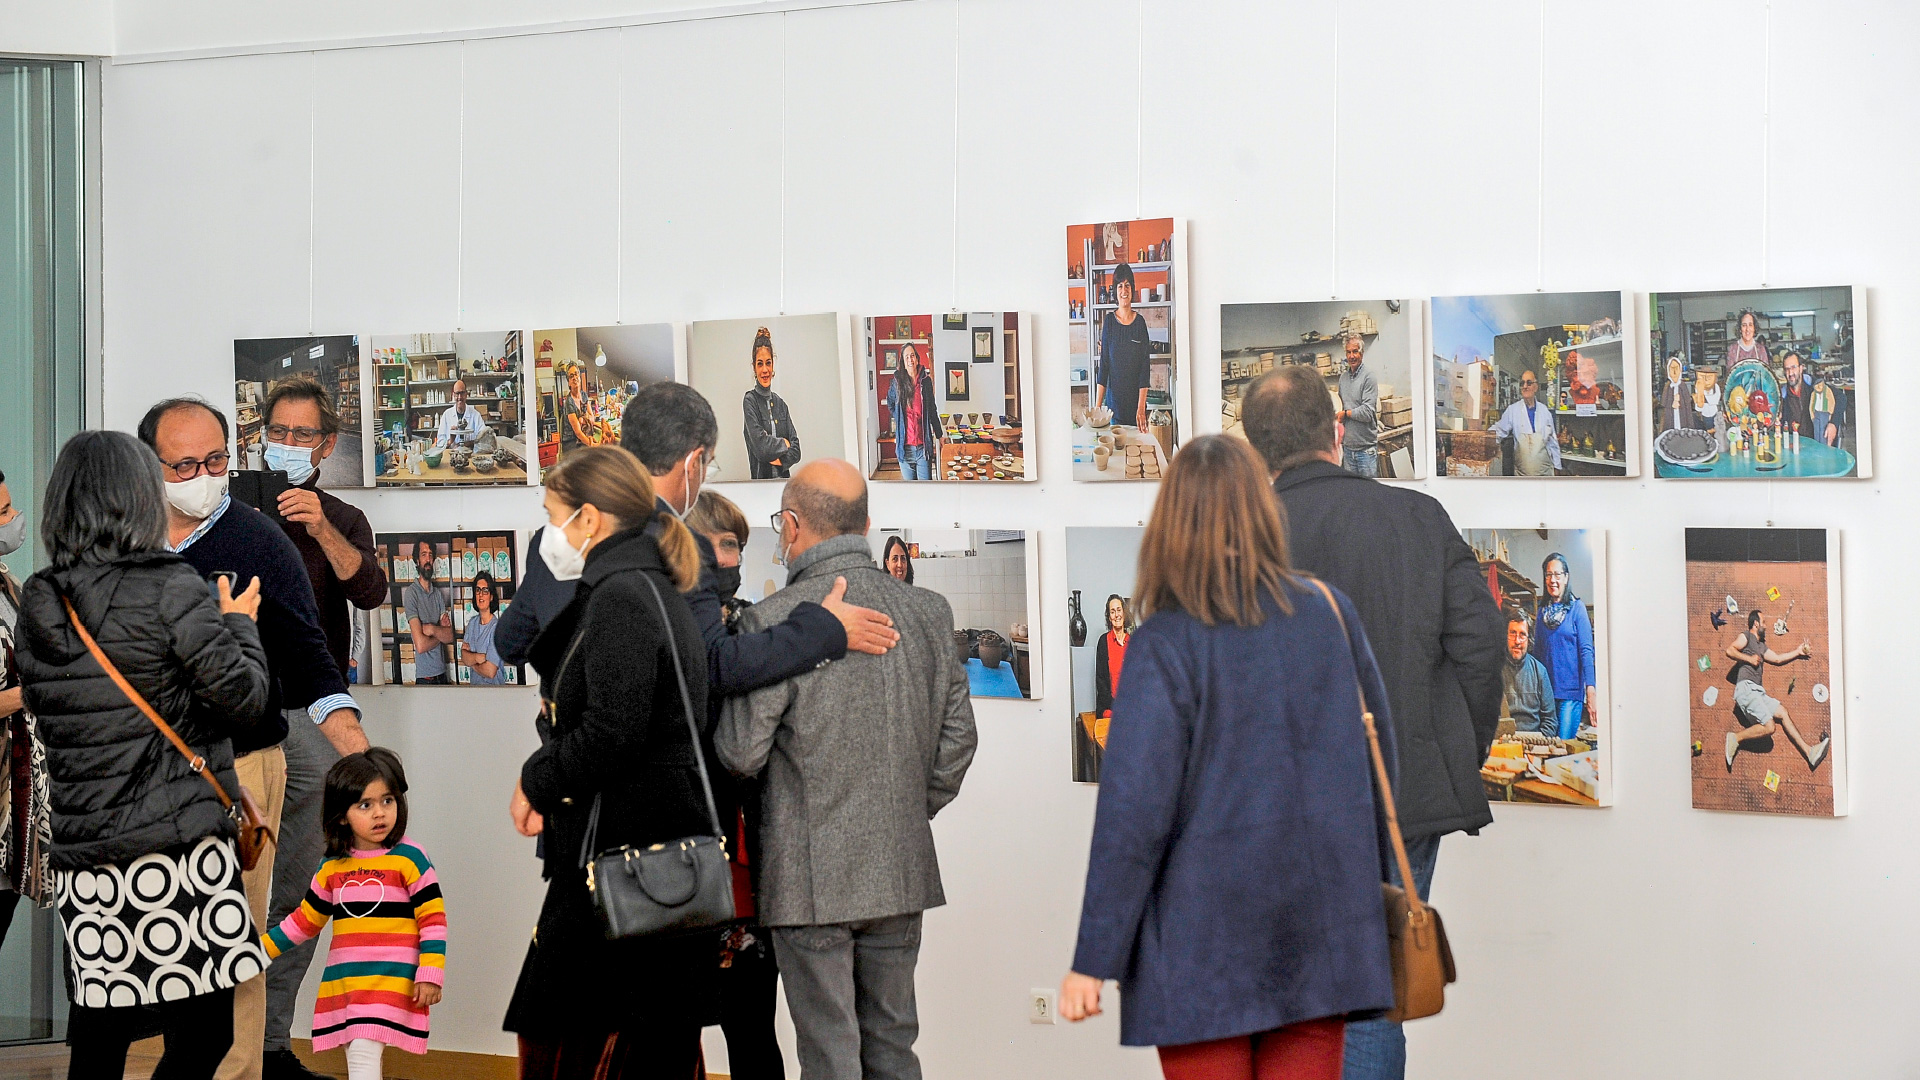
[{"xmin": 549, "ymin": 569, "xmax": 736, "ymax": 941}]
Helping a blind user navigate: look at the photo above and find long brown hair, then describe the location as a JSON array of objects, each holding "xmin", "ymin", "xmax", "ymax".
[
  {"xmin": 544, "ymin": 446, "xmax": 701, "ymax": 591},
  {"xmin": 1135, "ymin": 434, "xmax": 1296, "ymax": 625}
]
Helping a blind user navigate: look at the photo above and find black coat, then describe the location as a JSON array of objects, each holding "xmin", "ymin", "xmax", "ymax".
[
  {"xmin": 1273, "ymin": 462, "xmax": 1505, "ymax": 839},
  {"xmin": 17, "ymin": 552, "xmax": 269, "ymax": 869},
  {"xmin": 505, "ymin": 526, "xmax": 719, "ymax": 1036}
]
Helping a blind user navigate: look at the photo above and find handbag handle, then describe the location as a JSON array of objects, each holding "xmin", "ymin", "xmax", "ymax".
[
  {"xmin": 1307, "ymin": 579, "xmax": 1428, "ymax": 917},
  {"xmin": 62, "ymin": 596, "xmax": 236, "ymax": 812},
  {"xmin": 572, "ymin": 569, "xmax": 727, "ymax": 869}
]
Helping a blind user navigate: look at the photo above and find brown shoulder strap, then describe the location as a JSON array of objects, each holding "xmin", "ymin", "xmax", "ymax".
[
  {"xmin": 1308, "ymin": 578, "xmax": 1426, "ymax": 914},
  {"xmin": 62, "ymin": 596, "xmax": 234, "ymax": 810}
]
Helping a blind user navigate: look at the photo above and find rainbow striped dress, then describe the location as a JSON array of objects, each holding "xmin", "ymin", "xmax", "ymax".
[{"xmin": 262, "ymin": 837, "xmax": 447, "ymax": 1053}]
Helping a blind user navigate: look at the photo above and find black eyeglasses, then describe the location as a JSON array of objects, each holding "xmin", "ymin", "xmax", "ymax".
[
  {"xmin": 769, "ymin": 510, "xmax": 794, "ymax": 534},
  {"xmin": 264, "ymin": 424, "xmax": 328, "ymax": 446},
  {"xmin": 160, "ymin": 451, "xmax": 231, "ymax": 480}
]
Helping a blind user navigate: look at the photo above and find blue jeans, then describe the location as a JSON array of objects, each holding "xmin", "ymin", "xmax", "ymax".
[
  {"xmin": 1555, "ymin": 698, "xmax": 1585, "ymax": 740},
  {"xmin": 898, "ymin": 441, "xmax": 933, "ymax": 480},
  {"xmin": 1342, "ymin": 832, "xmax": 1442, "ymax": 1080},
  {"xmin": 1343, "ymin": 446, "xmax": 1379, "ymax": 477}
]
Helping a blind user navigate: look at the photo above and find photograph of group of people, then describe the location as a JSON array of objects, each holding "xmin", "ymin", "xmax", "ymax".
[
  {"xmin": 1685, "ymin": 528, "xmax": 1845, "ymax": 816},
  {"xmin": 1067, "ymin": 218, "xmax": 1185, "ymax": 481},
  {"xmin": 530, "ymin": 323, "xmax": 680, "ymax": 480},
  {"xmin": 1649, "ymin": 286, "xmax": 1868, "ymax": 478},
  {"xmin": 1220, "ymin": 299, "xmax": 1418, "ymax": 479},
  {"xmin": 375, "ymin": 531, "xmax": 522, "ymax": 686},
  {"xmin": 1470, "ymin": 528, "xmax": 1611, "ymax": 808},
  {"xmin": 862, "ymin": 313, "xmax": 1031, "ymax": 483},
  {"xmin": 732, "ymin": 525, "xmax": 1038, "ymax": 699},
  {"xmin": 1431, "ymin": 291, "xmax": 1634, "ymax": 477},
  {"xmin": 1065, "ymin": 527, "xmax": 1144, "ymax": 782}
]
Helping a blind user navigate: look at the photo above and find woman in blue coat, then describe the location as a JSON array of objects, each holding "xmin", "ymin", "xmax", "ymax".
[
  {"xmin": 1530, "ymin": 552, "xmax": 1595, "ymax": 740},
  {"xmin": 1058, "ymin": 435, "xmax": 1396, "ymax": 1080}
]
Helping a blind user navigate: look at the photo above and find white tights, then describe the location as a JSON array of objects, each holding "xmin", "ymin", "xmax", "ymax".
[{"xmin": 344, "ymin": 1038, "xmax": 386, "ymax": 1080}]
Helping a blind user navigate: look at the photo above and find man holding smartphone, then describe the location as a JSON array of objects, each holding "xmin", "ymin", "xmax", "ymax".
[{"xmin": 137, "ymin": 397, "xmax": 369, "ymax": 1080}]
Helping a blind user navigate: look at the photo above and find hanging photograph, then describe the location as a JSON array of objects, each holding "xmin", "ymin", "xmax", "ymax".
[
  {"xmin": 1685, "ymin": 528, "xmax": 1845, "ymax": 816},
  {"xmin": 1067, "ymin": 217, "xmax": 1187, "ymax": 481},
  {"xmin": 1466, "ymin": 528, "xmax": 1611, "ymax": 808},
  {"xmin": 1220, "ymin": 299, "xmax": 1420, "ymax": 479},
  {"xmin": 530, "ymin": 324, "xmax": 682, "ymax": 480},
  {"xmin": 233, "ymin": 335, "xmax": 367, "ymax": 488},
  {"xmin": 1649, "ymin": 286, "xmax": 1868, "ymax": 478},
  {"xmin": 370, "ymin": 331, "xmax": 530, "ymax": 486},
  {"xmin": 687, "ymin": 313, "xmax": 857, "ymax": 482},
  {"xmin": 732, "ymin": 527, "xmax": 1040, "ymax": 700},
  {"xmin": 373, "ymin": 531, "xmax": 524, "ymax": 687},
  {"xmin": 862, "ymin": 313, "xmax": 1031, "ymax": 482},
  {"xmin": 1430, "ymin": 291, "xmax": 1635, "ymax": 477},
  {"xmin": 1065, "ymin": 527, "xmax": 1144, "ymax": 782}
]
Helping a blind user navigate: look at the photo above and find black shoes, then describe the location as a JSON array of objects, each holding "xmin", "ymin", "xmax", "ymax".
[{"xmin": 264, "ymin": 1049, "xmax": 332, "ymax": 1080}]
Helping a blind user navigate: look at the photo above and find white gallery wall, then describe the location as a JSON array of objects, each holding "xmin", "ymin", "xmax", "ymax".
[{"xmin": 92, "ymin": 1, "xmax": 1920, "ymax": 1077}]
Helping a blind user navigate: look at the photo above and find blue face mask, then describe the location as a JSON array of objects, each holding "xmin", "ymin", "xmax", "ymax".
[{"xmin": 263, "ymin": 441, "xmax": 317, "ymax": 486}]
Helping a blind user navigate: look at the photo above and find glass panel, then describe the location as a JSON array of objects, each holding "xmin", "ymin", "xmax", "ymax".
[{"xmin": 0, "ymin": 55, "xmax": 86, "ymax": 1046}]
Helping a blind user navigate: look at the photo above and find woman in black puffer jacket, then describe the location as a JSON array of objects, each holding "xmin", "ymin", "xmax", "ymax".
[{"xmin": 16, "ymin": 431, "xmax": 270, "ymax": 1080}]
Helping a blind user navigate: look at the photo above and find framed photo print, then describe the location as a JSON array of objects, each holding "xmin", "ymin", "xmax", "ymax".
[
  {"xmin": 973, "ymin": 327, "xmax": 995, "ymax": 361},
  {"xmin": 946, "ymin": 362, "xmax": 970, "ymax": 400}
]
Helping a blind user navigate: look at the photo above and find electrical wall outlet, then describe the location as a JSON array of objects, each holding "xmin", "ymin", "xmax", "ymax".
[{"xmin": 1029, "ymin": 987, "xmax": 1056, "ymax": 1025}]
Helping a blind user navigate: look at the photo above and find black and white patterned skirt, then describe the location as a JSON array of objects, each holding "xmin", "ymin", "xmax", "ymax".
[{"xmin": 54, "ymin": 833, "xmax": 267, "ymax": 1007}]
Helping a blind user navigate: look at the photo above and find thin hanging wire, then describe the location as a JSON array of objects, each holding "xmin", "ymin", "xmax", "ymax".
[
  {"xmin": 951, "ymin": 0, "xmax": 961, "ymax": 311},
  {"xmin": 307, "ymin": 51, "xmax": 318, "ymax": 334},
  {"xmin": 1761, "ymin": 0, "xmax": 1771, "ymax": 285},
  {"xmin": 456, "ymin": 41, "xmax": 467, "ymax": 330},
  {"xmin": 1135, "ymin": 0, "xmax": 1144, "ymax": 218},
  {"xmin": 1536, "ymin": 0, "xmax": 1547, "ymax": 291},
  {"xmin": 1331, "ymin": 0, "xmax": 1340, "ymax": 298},
  {"xmin": 615, "ymin": 26, "xmax": 625, "ymax": 322},
  {"xmin": 779, "ymin": 13, "xmax": 789, "ymax": 315}
]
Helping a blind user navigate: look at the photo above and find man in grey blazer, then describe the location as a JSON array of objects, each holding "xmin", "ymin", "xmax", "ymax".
[{"xmin": 717, "ymin": 458, "xmax": 977, "ymax": 1080}]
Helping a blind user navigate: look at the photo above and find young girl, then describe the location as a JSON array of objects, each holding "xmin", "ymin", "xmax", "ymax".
[{"xmin": 264, "ymin": 749, "xmax": 447, "ymax": 1080}]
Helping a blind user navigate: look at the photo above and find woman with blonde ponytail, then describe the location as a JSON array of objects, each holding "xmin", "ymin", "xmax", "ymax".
[{"xmin": 503, "ymin": 445, "xmax": 721, "ymax": 1079}]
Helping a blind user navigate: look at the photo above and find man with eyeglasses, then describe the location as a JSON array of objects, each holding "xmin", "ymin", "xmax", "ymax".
[
  {"xmin": 1490, "ymin": 367, "xmax": 1561, "ymax": 476},
  {"xmin": 433, "ymin": 379, "xmax": 487, "ymax": 449},
  {"xmin": 253, "ymin": 377, "xmax": 389, "ymax": 1079},
  {"xmin": 137, "ymin": 397, "xmax": 369, "ymax": 1080}
]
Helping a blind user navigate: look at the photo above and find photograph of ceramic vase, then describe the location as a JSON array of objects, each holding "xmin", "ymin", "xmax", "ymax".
[{"xmin": 1069, "ymin": 590, "xmax": 1088, "ymax": 648}]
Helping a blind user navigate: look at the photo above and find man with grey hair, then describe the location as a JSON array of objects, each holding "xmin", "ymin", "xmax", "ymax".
[
  {"xmin": 1336, "ymin": 332, "xmax": 1381, "ymax": 476},
  {"xmin": 716, "ymin": 458, "xmax": 977, "ymax": 1080}
]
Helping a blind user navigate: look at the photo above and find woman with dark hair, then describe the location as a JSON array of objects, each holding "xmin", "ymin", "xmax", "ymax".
[
  {"xmin": 16, "ymin": 430, "xmax": 271, "ymax": 1080},
  {"xmin": 886, "ymin": 341, "xmax": 943, "ymax": 480},
  {"xmin": 1531, "ymin": 553, "xmax": 1596, "ymax": 741},
  {"xmin": 460, "ymin": 571, "xmax": 507, "ymax": 686},
  {"xmin": 1095, "ymin": 262, "xmax": 1155, "ymax": 433},
  {"xmin": 504, "ymin": 446, "xmax": 719, "ymax": 1080},
  {"xmin": 883, "ymin": 535, "xmax": 915, "ymax": 585},
  {"xmin": 1727, "ymin": 310, "xmax": 1769, "ymax": 369},
  {"xmin": 743, "ymin": 326, "xmax": 802, "ymax": 479},
  {"xmin": 1092, "ymin": 593, "xmax": 1130, "ymax": 721},
  {"xmin": 1059, "ymin": 434, "xmax": 1396, "ymax": 1080},
  {"xmin": 0, "ymin": 466, "xmax": 52, "ymax": 952}
]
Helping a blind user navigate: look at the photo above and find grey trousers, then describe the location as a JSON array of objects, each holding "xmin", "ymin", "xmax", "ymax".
[
  {"xmin": 263, "ymin": 713, "xmax": 341, "ymax": 1053},
  {"xmin": 771, "ymin": 913, "xmax": 923, "ymax": 1080}
]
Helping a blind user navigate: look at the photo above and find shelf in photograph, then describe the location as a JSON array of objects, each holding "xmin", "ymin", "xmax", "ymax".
[
  {"xmin": 1092, "ymin": 261, "xmax": 1172, "ymax": 272},
  {"xmin": 1090, "ymin": 301, "xmax": 1172, "ymax": 308},
  {"xmin": 1565, "ymin": 336, "xmax": 1622, "ymax": 349},
  {"xmin": 1067, "ymin": 278, "xmax": 1088, "ymax": 287},
  {"xmin": 877, "ymin": 338, "xmax": 931, "ymax": 346},
  {"xmin": 1068, "ymin": 318, "xmax": 1087, "ymax": 325},
  {"xmin": 1553, "ymin": 408, "xmax": 1624, "ymax": 416},
  {"xmin": 1560, "ymin": 453, "xmax": 1626, "ymax": 467}
]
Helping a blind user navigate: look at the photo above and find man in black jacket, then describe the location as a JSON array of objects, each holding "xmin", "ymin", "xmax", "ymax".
[
  {"xmin": 139, "ymin": 398, "xmax": 369, "ymax": 1080},
  {"xmin": 1241, "ymin": 368, "xmax": 1503, "ymax": 1080}
]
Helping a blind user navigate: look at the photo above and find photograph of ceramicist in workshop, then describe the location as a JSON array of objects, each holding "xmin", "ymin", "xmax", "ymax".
[
  {"xmin": 1649, "ymin": 286, "xmax": 1868, "ymax": 479},
  {"xmin": 1067, "ymin": 218, "xmax": 1184, "ymax": 481},
  {"xmin": 1432, "ymin": 291, "xmax": 1634, "ymax": 477},
  {"xmin": 530, "ymin": 323, "xmax": 679, "ymax": 480},
  {"xmin": 732, "ymin": 527, "xmax": 1037, "ymax": 700},
  {"xmin": 1065, "ymin": 527, "xmax": 1144, "ymax": 782},
  {"xmin": 1686, "ymin": 528, "xmax": 1845, "ymax": 817},
  {"xmin": 1468, "ymin": 528, "xmax": 1611, "ymax": 808},
  {"xmin": 863, "ymin": 313, "xmax": 1032, "ymax": 482},
  {"xmin": 1221, "ymin": 299, "xmax": 1419, "ymax": 478},
  {"xmin": 371, "ymin": 331, "xmax": 529, "ymax": 486}
]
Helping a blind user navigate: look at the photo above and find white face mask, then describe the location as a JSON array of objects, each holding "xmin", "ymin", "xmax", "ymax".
[
  {"xmin": 164, "ymin": 473, "xmax": 229, "ymax": 522},
  {"xmin": 0, "ymin": 514, "xmax": 25, "ymax": 557},
  {"xmin": 540, "ymin": 509, "xmax": 587, "ymax": 581},
  {"xmin": 262, "ymin": 441, "xmax": 318, "ymax": 486}
]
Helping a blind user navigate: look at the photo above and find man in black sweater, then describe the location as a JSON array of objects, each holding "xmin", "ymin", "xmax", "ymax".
[
  {"xmin": 140, "ymin": 398, "xmax": 368, "ymax": 1080},
  {"xmin": 1241, "ymin": 368, "xmax": 1503, "ymax": 1080}
]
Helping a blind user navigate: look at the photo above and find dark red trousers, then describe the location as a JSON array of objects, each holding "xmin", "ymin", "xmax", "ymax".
[{"xmin": 1156, "ymin": 1017, "xmax": 1346, "ymax": 1080}]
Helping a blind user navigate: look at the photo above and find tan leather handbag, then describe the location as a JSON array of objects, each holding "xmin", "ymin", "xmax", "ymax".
[
  {"xmin": 63, "ymin": 598, "xmax": 276, "ymax": 871},
  {"xmin": 1310, "ymin": 579, "xmax": 1457, "ymax": 1022}
]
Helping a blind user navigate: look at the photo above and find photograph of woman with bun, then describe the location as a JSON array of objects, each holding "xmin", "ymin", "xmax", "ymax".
[{"xmin": 742, "ymin": 326, "xmax": 801, "ymax": 479}]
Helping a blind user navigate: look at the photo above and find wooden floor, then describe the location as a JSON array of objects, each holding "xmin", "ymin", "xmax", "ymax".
[{"xmin": 0, "ymin": 1041, "xmax": 731, "ymax": 1080}]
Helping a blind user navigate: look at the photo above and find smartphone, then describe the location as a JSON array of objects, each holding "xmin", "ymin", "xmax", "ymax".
[
  {"xmin": 207, "ymin": 571, "xmax": 238, "ymax": 604},
  {"xmin": 229, "ymin": 469, "xmax": 290, "ymax": 525}
]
